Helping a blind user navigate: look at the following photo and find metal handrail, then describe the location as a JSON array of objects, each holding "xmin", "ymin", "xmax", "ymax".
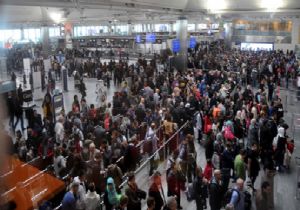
[
  {"xmin": 98, "ymin": 120, "xmax": 190, "ymax": 208},
  {"xmin": 135, "ymin": 124, "xmax": 164, "ymax": 148}
]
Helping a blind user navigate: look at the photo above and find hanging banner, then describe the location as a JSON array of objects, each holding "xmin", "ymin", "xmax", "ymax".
[{"xmin": 65, "ymin": 22, "xmax": 73, "ymax": 49}]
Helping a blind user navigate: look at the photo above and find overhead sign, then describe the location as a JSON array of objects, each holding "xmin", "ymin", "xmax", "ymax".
[
  {"xmin": 172, "ymin": 39, "xmax": 180, "ymax": 53},
  {"xmin": 146, "ymin": 33, "xmax": 156, "ymax": 43}
]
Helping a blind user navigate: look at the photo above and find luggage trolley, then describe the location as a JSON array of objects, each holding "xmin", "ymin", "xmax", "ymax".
[{"xmin": 296, "ymin": 157, "xmax": 300, "ymax": 200}]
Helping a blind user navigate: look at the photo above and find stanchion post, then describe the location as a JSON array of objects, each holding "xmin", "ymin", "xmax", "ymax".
[
  {"xmin": 290, "ymin": 90, "xmax": 295, "ymax": 105},
  {"xmin": 285, "ymin": 94, "xmax": 288, "ymax": 112}
]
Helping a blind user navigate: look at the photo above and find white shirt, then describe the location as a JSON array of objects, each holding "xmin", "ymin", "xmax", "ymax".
[
  {"xmin": 74, "ymin": 177, "xmax": 86, "ymax": 210},
  {"xmin": 84, "ymin": 191, "xmax": 100, "ymax": 210},
  {"xmin": 54, "ymin": 122, "xmax": 64, "ymax": 144}
]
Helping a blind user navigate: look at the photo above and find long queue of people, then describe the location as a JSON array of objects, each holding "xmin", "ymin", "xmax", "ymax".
[{"xmin": 4, "ymin": 44, "xmax": 299, "ymax": 210}]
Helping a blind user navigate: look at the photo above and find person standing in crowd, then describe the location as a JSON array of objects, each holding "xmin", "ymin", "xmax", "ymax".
[
  {"xmin": 17, "ymin": 84, "xmax": 23, "ymax": 106},
  {"xmin": 209, "ymin": 169, "xmax": 224, "ymax": 210},
  {"xmin": 61, "ymin": 182, "xmax": 79, "ymax": 210},
  {"xmin": 53, "ymin": 148, "xmax": 66, "ymax": 178},
  {"xmin": 146, "ymin": 122, "xmax": 159, "ymax": 176},
  {"xmin": 86, "ymin": 151, "xmax": 103, "ymax": 195},
  {"xmin": 274, "ymin": 127, "xmax": 287, "ymax": 171},
  {"xmin": 42, "ymin": 91, "xmax": 53, "ymax": 121},
  {"xmin": 234, "ymin": 149, "xmax": 246, "ymax": 181},
  {"xmin": 125, "ymin": 172, "xmax": 146, "ymax": 210},
  {"xmin": 54, "ymin": 116, "xmax": 65, "ymax": 146},
  {"xmin": 247, "ymin": 143, "xmax": 260, "ymax": 190},
  {"xmin": 84, "ymin": 183, "xmax": 100, "ymax": 210},
  {"xmin": 167, "ymin": 162, "xmax": 182, "ymax": 209},
  {"xmin": 255, "ymin": 181, "xmax": 271, "ymax": 210},
  {"xmin": 104, "ymin": 177, "xmax": 121, "ymax": 210},
  {"xmin": 221, "ymin": 143, "xmax": 235, "ymax": 189},
  {"xmin": 228, "ymin": 178, "xmax": 245, "ymax": 210},
  {"xmin": 193, "ymin": 166, "xmax": 208, "ymax": 210},
  {"xmin": 74, "ymin": 172, "xmax": 87, "ymax": 210},
  {"xmin": 72, "ymin": 95, "xmax": 81, "ymax": 114},
  {"xmin": 79, "ymin": 78, "xmax": 87, "ymax": 99},
  {"xmin": 149, "ymin": 171, "xmax": 164, "ymax": 210}
]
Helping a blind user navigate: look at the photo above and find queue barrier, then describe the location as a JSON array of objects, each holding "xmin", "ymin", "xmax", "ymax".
[{"xmin": 98, "ymin": 120, "xmax": 190, "ymax": 210}]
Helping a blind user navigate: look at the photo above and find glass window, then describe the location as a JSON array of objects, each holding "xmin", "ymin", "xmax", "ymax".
[
  {"xmin": 49, "ymin": 27, "xmax": 60, "ymax": 37},
  {"xmin": 188, "ymin": 24, "xmax": 195, "ymax": 31},
  {"xmin": 198, "ymin": 24, "xmax": 208, "ymax": 30},
  {"xmin": 24, "ymin": 28, "xmax": 41, "ymax": 42},
  {"xmin": 133, "ymin": 24, "xmax": 142, "ymax": 33},
  {"xmin": 0, "ymin": 29, "xmax": 21, "ymax": 42}
]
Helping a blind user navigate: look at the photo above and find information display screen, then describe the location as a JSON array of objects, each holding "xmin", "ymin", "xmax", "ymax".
[
  {"xmin": 241, "ymin": 42, "xmax": 273, "ymax": 51},
  {"xmin": 172, "ymin": 39, "xmax": 181, "ymax": 53},
  {"xmin": 189, "ymin": 37, "xmax": 197, "ymax": 49},
  {"xmin": 135, "ymin": 35, "xmax": 141, "ymax": 43},
  {"xmin": 146, "ymin": 34, "xmax": 156, "ymax": 43}
]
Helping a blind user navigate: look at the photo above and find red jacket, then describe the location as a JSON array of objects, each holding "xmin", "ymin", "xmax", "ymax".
[
  {"xmin": 203, "ymin": 163, "xmax": 213, "ymax": 181},
  {"xmin": 167, "ymin": 170, "xmax": 180, "ymax": 194}
]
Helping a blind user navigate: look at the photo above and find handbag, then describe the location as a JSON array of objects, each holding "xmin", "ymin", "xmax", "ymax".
[{"xmin": 137, "ymin": 189, "xmax": 147, "ymax": 199}]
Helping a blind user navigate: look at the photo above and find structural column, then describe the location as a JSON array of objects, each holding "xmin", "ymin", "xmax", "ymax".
[
  {"xmin": 223, "ymin": 22, "xmax": 234, "ymax": 48},
  {"xmin": 292, "ymin": 18, "xmax": 300, "ymax": 47},
  {"xmin": 128, "ymin": 23, "xmax": 133, "ymax": 36},
  {"xmin": 41, "ymin": 26, "xmax": 50, "ymax": 58},
  {"xmin": 176, "ymin": 16, "xmax": 188, "ymax": 71},
  {"xmin": 169, "ymin": 22, "xmax": 173, "ymax": 35}
]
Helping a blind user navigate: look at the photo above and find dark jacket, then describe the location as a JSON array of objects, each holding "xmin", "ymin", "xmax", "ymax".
[
  {"xmin": 125, "ymin": 183, "xmax": 142, "ymax": 210},
  {"xmin": 149, "ymin": 183, "xmax": 164, "ymax": 210},
  {"xmin": 209, "ymin": 178, "xmax": 223, "ymax": 210},
  {"xmin": 193, "ymin": 175, "xmax": 207, "ymax": 200}
]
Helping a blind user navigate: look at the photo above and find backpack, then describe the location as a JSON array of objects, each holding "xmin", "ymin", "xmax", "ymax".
[
  {"xmin": 224, "ymin": 126, "xmax": 235, "ymax": 140},
  {"xmin": 186, "ymin": 182, "xmax": 196, "ymax": 201},
  {"xmin": 244, "ymin": 191, "xmax": 252, "ymax": 210},
  {"xmin": 222, "ymin": 188, "xmax": 240, "ymax": 207}
]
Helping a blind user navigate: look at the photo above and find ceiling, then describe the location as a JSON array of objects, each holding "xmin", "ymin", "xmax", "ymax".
[{"xmin": 0, "ymin": 0, "xmax": 300, "ymax": 27}]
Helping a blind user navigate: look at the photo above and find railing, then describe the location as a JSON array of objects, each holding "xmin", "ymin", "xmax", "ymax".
[
  {"xmin": 98, "ymin": 120, "xmax": 190, "ymax": 209},
  {"xmin": 52, "ymin": 121, "xmax": 163, "ymax": 210}
]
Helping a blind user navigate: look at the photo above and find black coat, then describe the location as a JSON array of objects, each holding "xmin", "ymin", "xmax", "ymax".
[
  {"xmin": 209, "ymin": 178, "xmax": 223, "ymax": 210},
  {"xmin": 149, "ymin": 184, "xmax": 164, "ymax": 210}
]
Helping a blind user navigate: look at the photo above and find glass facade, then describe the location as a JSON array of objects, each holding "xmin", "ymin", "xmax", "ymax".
[
  {"xmin": 23, "ymin": 28, "xmax": 41, "ymax": 42},
  {"xmin": 49, "ymin": 27, "xmax": 61, "ymax": 37},
  {"xmin": 74, "ymin": 26, "xmax": 109, "ymax": 37},
  {"xmin": 0, "ymin": 29, "xmax": 22, "ymax": 42}
]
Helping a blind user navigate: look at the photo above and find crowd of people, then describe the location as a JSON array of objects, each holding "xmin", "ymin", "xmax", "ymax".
[{"xmin": 3, "ymin": 42, "xmax": 300, "ymax": 210}]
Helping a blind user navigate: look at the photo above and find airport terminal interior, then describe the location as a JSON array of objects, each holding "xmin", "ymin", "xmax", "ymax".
[{"xmin": 1, "ymin": 0, "xmax": 300, "ymax": 210}]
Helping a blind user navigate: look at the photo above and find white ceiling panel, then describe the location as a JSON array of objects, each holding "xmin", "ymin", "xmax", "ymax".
[{"xmin": 0, "ymin": 0, "xmax": 300, "ymax": 26}]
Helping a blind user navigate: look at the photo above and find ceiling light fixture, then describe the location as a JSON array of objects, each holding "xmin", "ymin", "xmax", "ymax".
[
  {"xmin": 261, "ymin": 0, "xmax": 283, "ymax": 12},
  {"xmin": 207, "ymin": 0, "xmax": 227, "ymax": 13},
  {"xmin": 50, "ymin": 13, "xmax": 62, "ymax": 23}
]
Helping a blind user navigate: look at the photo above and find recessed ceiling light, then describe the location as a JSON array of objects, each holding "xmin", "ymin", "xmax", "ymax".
[
  {"xmin": 261, "ymin": 0, "xmax": 283, "ymax": 12},
  {"xmin": 50, "ymin": 13, "xmax": 62, "ymax": 23},
  {"xmin": 207, "ymin": 0, "xmax": 227, "ymax": 13}
]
